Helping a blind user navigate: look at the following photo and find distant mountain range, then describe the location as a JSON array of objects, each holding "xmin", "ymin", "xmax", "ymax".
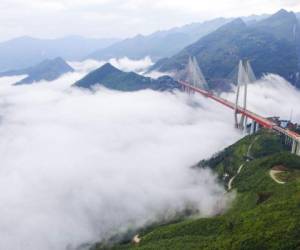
[
  {"xmin": 74, "ymin": 63, "xmax": 180, "ymax": 91},
  {"xmin": 0, "ymin": 57, "xmax": 74, "ymax": 85},
  {"xmin": 150, "ymin": 9, "xmax": 300, "ymax": 90},
  {"xmin": 0, "ymin": 36, "xmax": 118, "ymax": 71},
  {"xmin": 88, "ymin": 14, "xmax": 286, "ymax": 62},
  {"xmin": 1, "ymin": 15, "xmax": 272, "ymax": 73},
  {"xmin": 88, "ymin": 18, "xmax": 232, "ymax": 62},
  {"xmin": 1, "ymin": 9, "xmax": 300, "ymax": 91}
]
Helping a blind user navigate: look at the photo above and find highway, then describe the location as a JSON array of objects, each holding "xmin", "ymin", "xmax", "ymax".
[{"xmin": 179, "ymin": 80, "xmax": 300, "ymax": 141}]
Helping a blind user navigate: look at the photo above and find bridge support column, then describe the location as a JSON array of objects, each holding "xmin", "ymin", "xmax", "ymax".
[
  {"xmin": 253, "ymin": 122, "xmax": 260, "ymax": 133},
  {"xmin": 292, "ymin": 140, "xmax": 296, "ymax": 154},
  {"xmin": 250, "ymin": 120, "xmax": 257, "ymax": 134},
  {"xmin": 285, "ymin": 135, "xmax": 292, "ymax": 148},
  {"xmin": 297, "ymin": 141, "xmax": 300, "ymax": 156},
  {"xmin": 292, "ymin": 140, "xmax": 300, "ymax": 156}
]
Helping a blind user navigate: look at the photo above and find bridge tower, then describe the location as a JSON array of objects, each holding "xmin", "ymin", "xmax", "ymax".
[
  {"xmin": 185, "ymin": 56, "xmax": 209, "ymax": 92},
  {"xmin": 235, "ymin": 59, "xmax": 256, "ymax": 131}
]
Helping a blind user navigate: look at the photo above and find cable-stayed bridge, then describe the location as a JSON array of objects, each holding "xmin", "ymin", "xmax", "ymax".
[{"xmin": 179, "ymin": 56, "xmax": 300, "ymax": 156}]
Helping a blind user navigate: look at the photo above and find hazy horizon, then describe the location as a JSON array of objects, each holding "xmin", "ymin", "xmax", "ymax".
[{"xmin": 1, "ymin": 0, "xmax": 300, "ymax": 42}]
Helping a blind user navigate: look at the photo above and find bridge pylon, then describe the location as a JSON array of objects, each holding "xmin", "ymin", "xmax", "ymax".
[
  {"xmin": 183, "ymin": 56, "xmax": 209, "ymax": 93},
  {"xmin": 235, "ymin": 59, "xmax": 256, "ymax": 131}
]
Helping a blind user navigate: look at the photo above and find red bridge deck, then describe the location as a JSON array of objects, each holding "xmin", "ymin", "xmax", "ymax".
[{"xmin": 179, "ymin": 81, "xmax": 300, "ymax": 141}]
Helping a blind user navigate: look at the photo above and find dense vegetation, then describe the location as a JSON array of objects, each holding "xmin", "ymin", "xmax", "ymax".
[
  {"xmin": 93, "ymin": 130, "xmax": 300, "ymax": 249},
  {"xmin": 74, "ymin": 63, "xmax": 180, "ymax": 91}
]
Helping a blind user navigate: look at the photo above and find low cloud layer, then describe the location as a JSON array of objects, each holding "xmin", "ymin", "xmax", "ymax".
[
  {"xmin": 224, "ymin": 74, "xmax": 300, "ymax": 122},
  {"xmin": 0, "ymin": 68, "xmax": 240, "ymax": 250},
  {"xmin": 69, "ymin": 57, "xmax": 153, "ymax": 74},
  {"xmin": 0, "ymin": 66, "xmax": 299, "ymax": 250}
]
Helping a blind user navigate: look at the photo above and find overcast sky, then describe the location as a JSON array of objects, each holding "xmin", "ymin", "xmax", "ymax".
[{"xmin": 1, "ymin": 0, "xmax": 300, "ymax": 42}]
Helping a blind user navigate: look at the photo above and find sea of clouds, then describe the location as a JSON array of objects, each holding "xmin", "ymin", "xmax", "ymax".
[
  {"xmin": 223, "ymin": 74, "xmax": 300, "ymax": 122},
  {"xmin": 0, "ymin": 59, "xmax": 299, "ymax": 250},
  {"xmin": 69, "ymin": 56, "xmax": 154, "ymax": 74}
]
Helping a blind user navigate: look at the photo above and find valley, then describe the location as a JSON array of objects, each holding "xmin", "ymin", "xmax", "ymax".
[
  {"xmin": 93, "ymin": 130, "xmax": 300, "ymax": 250},
  {"xmin": 0, "ymin": 4, "xmax": 300, "ymax": 250}
]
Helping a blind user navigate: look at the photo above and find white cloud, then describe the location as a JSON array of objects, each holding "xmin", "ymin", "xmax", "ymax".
[
  {"xmin": 223, "ymin": 74, "xmax": 300, "ymax": 122},
  {"xmin": 0, "ymin": 68, "xmax": 241, "ymax": 250},
  {"xmin": 109, "ymin": 56, "xmax": 153, "ymax": 73},
  {"xmin": 68, "ymin": 60, "xmax": 106, "ymax": 73},
  {"xmin": 0, "ymin": 65, "xmax": 299, "ymax": 250},
  {"xmin": 152, "ymin": 0, "xmax": 300, "ymax": 15},
  {"xmin": 69, "ymin": 57, "xmax": 154, "ymax": 74},
  {"xmin": 0, "ymin": 0, "xmax": 300, "ymax": 41},
  {"xmin": 143, "ymin": 70, "xmax": 173, "ymax": 79}
]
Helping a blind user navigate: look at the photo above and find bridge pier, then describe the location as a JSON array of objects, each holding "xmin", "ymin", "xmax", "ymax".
[
  {"xmin": 280, "ymin": 132, "xmax": 300, "ymax": 156},
  {"xmin": 246, "ymin": 120, "xmax": 262, "ymax": 135},
  {"xmin": 297, "ymin": 142, "xmax": 300, "ymax": 156},
  {"xmin": 250, "ymin": 120, "xmax": 259, "ymax": 134},
  {"xmin": 285, "ymin": 135, "xmax": 293, "ymax": 147},
  {"xmin": 235, "ymin": 119, "xmax": 246, "ymax": 131},
  {"xmin": 292, "ymin": 139, "xmax": 300, "ymax": 156},
  {"xmin": 282, "ymin": 134, "xmax": 289, "ymax": 146}
]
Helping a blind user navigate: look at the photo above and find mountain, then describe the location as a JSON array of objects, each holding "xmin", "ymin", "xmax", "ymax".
[
  {"xmin": 0, "ymin": 15, "xmax": 270, "ymax": 71},
  {"xmin": 242, "ymin": 13, "xmax": 270, "ymax": 24},
  {"xmin": 74, "ymin": 63, "xmax": 180, "ymax": 91},
  {"xmin": 0, "ymin": 36, "xmax": 118, "ymax": 71},
  {"xmin": 150, "ymin": 9, "xmax": 300, "ymax": 89},
  {"xmin": 94, "ymin": 130, "xmax": 300, "ymax": 249},
  {"xmin": 88, "ymin": 18, "xmax": 232, "ymax": 61},
  {"xmin": 255, "ymin": 9, "xmax": 300, "ymax": 41},
  {"xmin": 2, "ymin": 57, "xmax": 74, "ymax": 85}
]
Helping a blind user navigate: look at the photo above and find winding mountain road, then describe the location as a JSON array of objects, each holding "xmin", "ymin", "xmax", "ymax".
[{"xmin": 228, "ymin": 136, "xmax": 259, "ymax": 191}]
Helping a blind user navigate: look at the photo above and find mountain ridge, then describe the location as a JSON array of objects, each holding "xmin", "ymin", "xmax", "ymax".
[
  {"xmin": 150, "ymin": 9, "xmax": 300, "ymax": 89},
  {"xmin": 87, "ymin": 18, "xmax": 234, "ymax": 61},
  {"xmin": 74, "ymin": 63, "xmax": 180, "ymax": 91},
  {"xmin": 0, "ymin": 36, "xmax": 118, "ymax": 71},
  {"xmin": 4, "ymin": 57, "xmax": 75, "ymax": 85},
  {"xmin": 92, "ymin": 130, "xmax": 300, "ymax": 250}
]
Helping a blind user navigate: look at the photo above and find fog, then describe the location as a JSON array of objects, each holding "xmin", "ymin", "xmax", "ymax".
[
  {"xmin": 69, "ymin": 57, "xmax": 154, "ymax": 74},
  {"xmin": 223, "ymin": 74, "xmax": 300, "ymax": 122},
  {"xmin": 0, "ymin": 63, "xmax": 299, "ymax": 250},
  {"xmin": 143, "ymin": 70, "xmax": 174, "ymax": 79},
  {"xmin": 0, "ymin": 62, "xmax": 241, "ymax": 250}
]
